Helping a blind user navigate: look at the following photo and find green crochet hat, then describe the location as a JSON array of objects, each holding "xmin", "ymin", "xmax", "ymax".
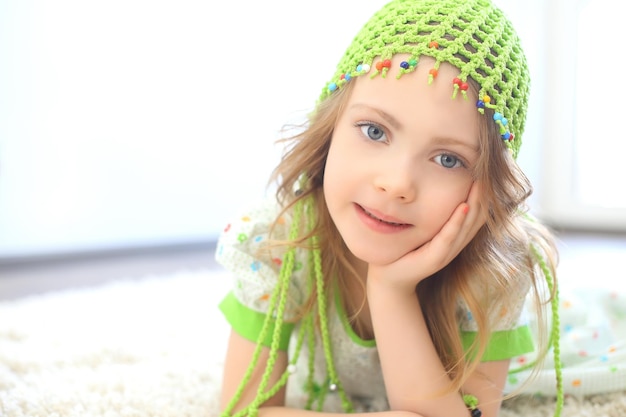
[{"xmin": 319, "ymin": 0, "xmax": 530, "ymax": 159}]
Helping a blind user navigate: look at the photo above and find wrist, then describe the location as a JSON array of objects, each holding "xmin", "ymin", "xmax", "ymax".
[
  {"xmin": 366, "ymin": 259, "xmax": 431, "ymax": 294},
  {"xmin": 366, "ymin": 271, "xmax": 419, "ymax": 300}
]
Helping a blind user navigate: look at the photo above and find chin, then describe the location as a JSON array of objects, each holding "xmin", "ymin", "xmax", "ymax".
[{"xmin": 345, "ymin": 240, "xmax": 409, "ymax": 266}]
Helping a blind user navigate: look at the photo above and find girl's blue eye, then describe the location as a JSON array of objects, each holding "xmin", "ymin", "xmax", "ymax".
[
  {"xmin": 359, "ymin": 123, "xmax": 386, "ymax": 141},
  {"xmin": 434, "ymin": 154, "xmax": 463, "ymax": 169}
]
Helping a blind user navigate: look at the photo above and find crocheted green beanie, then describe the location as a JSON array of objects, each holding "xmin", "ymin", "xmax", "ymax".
[{"xmin": 319, "ymin": 0, "xmax": 530, "ymax": 159}]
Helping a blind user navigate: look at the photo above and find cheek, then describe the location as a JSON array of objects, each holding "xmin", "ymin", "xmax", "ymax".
[
  {"xmin": 322, "ymin": 142, "xmax": 337, "ymax": 187},
  {"xmin": 322, "ymin": 141, "xmax": 343, "ymax": 206},
  {"xmin": 323, "ymin": 135, "xmax": 355, "ymax": 187},
  {"xmin": 424, "ymin": 180, "xmax": 472, "ymax": 216}
]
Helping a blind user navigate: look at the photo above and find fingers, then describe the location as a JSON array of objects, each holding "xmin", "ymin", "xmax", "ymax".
[
  {"xmin": 370, "ymin": 181, "xmax": 487, "ymax": 286},
  {"xmin": 461, "ymin": 181, "xmax": 487, "ymax": 236}
]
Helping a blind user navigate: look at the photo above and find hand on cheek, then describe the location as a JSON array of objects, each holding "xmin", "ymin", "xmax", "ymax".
[{"xmin": 367, "ymin": 181, "xmax": 486, "ymax": 292}]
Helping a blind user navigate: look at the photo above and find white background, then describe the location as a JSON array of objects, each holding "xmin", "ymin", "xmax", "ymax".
[
  {"xmin": 1, "ymin": 0, "xmax": 381, "ymax": 257},
  {"xmin": 0, "ymin": 0, "xmax": 617, "ymax": 260}
]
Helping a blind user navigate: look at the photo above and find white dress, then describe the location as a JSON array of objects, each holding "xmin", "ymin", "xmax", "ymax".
[{"xmin": 215, "ymin": 197, "xmax": 625, "ymax": 410}]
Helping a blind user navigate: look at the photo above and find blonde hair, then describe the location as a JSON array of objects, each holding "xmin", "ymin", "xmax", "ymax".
[{"xmin": 268, "ymin": 76, "xmax": 558, "ymax": 399}]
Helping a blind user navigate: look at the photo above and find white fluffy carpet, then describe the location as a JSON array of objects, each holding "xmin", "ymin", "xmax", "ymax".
[
  {"xmin": 0, "ymin": 268, "xmax": 624, "ymax": 417},
  {"xmin": 0, "ymin": 270, "xmax": 229, "ymax": 417}
]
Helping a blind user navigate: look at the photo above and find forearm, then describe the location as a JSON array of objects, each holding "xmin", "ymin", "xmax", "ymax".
[
  {"xmin": 258, "ymin": 406, "xmax": 422, "ymax": 417},
  {"xmin": 367, "ymin": 278, "xmax": 468, "ymax": 416}
]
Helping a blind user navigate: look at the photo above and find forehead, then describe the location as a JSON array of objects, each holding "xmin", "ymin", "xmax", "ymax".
[{"xmin": 344, "ymin": 55, "xmax": 480, "ymax": 143}]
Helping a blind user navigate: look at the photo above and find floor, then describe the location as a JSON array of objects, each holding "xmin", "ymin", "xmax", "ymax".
[
  {"xmin": 1, "ymin": 231, "xmax": 626, "ymax": 302},
  {"xmin": 0, "ymin": 242, "xmax": 219, "ymax": 301}
]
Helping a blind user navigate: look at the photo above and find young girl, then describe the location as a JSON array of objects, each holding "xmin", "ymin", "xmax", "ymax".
[{"xmin": 215, "ymin": 0, "xmax": 562, "ymax": 416}]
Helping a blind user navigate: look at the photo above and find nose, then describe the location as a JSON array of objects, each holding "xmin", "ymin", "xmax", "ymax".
[{"xmin": 373, "ymin": 162, "xmax": 417, "ymax": 202}]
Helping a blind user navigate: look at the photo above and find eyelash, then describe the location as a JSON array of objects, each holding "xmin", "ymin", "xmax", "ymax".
[
  {"xmin": 433, "ymin": 153, "xmax": 467, "ymax": 169},
  {"xmin": 355, "ymin": 121, "xmax": 387, "ymax": 142}
]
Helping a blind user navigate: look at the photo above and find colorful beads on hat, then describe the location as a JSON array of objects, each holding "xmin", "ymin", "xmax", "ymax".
[
  {"xmin": 356, "ymin": 63, "xmax": 371, "ymax": 74},
  {"xmin": 493, "ymin": 112, "xmax": 507, "ymax": 125},
  {"xmin": 327, "ymin": 60, "xmax": 516, "ymax": 151},
  {"xmin": 455, "ymin": 79, "xmax": 469, "ymax": 91},
  {"xmin": 374, "ymin": 60, "xmax": 392, "ymax": 71},
  {"xmin": 327, "ymin": 63, "xmax": 372, "ymax": 94},
  {"xmin": 397, "ymin": 58, "xmax": 418, "ymax": 78},
  {"xmin": 452, "ymin": 77, "xmax": 469, "ymax": 99},
  {"xmin": 372, "ymin": 59, "xmax": 393, "ymax": 78},
  {"xmin": 494, "ymin": 112, "xmax": 513, "ymax": 142},
  {"xmin": 476, "ymin": 94, "xmax": 497, "ymax": 114},
  {"xmin": 427, "ymin": 67, "xmax": 438, "ymax": 85}
]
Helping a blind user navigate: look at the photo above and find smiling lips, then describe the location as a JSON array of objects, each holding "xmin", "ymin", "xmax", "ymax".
[{"xmin": 355, "ymin": 204, "xmax": 412, "ymax": 233}]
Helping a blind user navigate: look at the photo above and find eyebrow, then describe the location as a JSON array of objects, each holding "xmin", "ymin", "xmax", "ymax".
[
  {"xmin": 434, "ymin": 136, "xmax": 479, "ymax": 155},
  {"xmin": 350, "ymin": 103, "xmax": 402, "ymax": 130},
  {"xmin": 349, "ymin": 103, "xmax": 479, "ymax": 154}
]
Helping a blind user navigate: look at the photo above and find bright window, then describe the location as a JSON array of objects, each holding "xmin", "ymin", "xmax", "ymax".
[
  {"xmin": 574, "ymin": 0, "xmax": 626, "ymax": 209},
  {"xmin": 538, "ymin": 0, "xmax": 626, "ymax": 230}
]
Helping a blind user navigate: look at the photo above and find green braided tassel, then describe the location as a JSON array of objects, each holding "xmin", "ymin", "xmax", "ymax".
[{"xmin": 530, "ymin": 244, "xmax": 564, "ymax": 417}]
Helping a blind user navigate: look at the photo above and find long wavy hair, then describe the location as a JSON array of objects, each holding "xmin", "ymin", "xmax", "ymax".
[{"xmin": 267, "ymin": 75, "xmax": 558, "ymax": 397}]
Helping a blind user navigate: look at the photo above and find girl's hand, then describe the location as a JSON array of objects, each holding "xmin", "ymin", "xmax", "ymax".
[{"xmin": 367, "ymin": 181, "xmax": 486, "ymax": 292}]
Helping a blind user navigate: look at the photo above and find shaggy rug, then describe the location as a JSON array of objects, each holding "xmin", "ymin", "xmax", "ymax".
[{"xmin": 0, "ymin": 269, "xmax": 624, "ymax": 417}]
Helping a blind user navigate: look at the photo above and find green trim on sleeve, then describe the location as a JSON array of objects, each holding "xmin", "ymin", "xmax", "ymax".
[
  {"xmin": 461, "ymin": 326, "xmax": 535, "ymax": 362},
  {"xmin": 219, "ymin": 292, "xmax": 295, "ymax": 351}
]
